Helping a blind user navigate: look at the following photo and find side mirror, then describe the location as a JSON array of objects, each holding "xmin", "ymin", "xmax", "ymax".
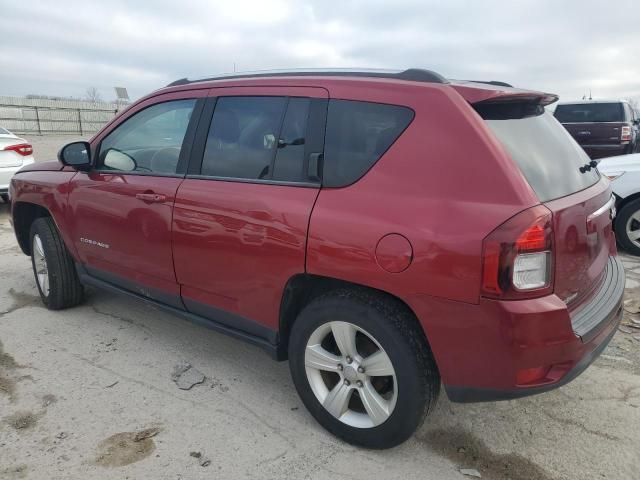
[{"xmin": 58, "ymin": 141, "xmax": 91, "ymax": 171}]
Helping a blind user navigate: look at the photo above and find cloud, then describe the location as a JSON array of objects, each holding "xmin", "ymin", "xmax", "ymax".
[{"xmin": 0, "ymin": 0, "xmax": 638, "ymax": 102}]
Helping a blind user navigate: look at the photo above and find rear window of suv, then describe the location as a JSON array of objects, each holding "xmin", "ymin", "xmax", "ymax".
[
  {"xmin": 554, "ymin": 103, "xmax": 624, "ymax": 123},
  {"xmin": 482, "ymin": 109, "xmax": 600, "ymax": 202}
]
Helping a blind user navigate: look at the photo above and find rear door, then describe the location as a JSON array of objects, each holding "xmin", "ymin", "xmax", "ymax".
[
  {"xmin": 67, "ymin": 91, "xmax": 206, "ymax": 307},
  {"xmin": 172, "ymin": 86, "xmax": 328, "ymax": 339},
  {"xmin": 483, "ymin": 108, "xmax": 613, "ymax": 308}
]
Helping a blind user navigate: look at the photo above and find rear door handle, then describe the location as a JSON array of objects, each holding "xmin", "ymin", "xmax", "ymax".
[{"xmin": 135, "ymin": 192, "xmax": 166, "ymax": 203}]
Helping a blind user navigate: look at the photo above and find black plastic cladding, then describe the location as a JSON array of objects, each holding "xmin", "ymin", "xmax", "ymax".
[{"xmin": 166, "ymin": 68, "xmax": 449, "ymax": 87}]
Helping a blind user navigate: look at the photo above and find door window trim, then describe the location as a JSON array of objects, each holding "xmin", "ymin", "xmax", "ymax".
[
  {"xmin": 92, "ymin": 97, "xmax": 206, "ymax": 178},
  {"xmin": 186, "ymin": 95, "xmax": 326, "ymax": 187}
]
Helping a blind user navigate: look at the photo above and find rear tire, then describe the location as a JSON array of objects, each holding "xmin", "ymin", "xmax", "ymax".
[
  {"xmin": 30, "ymin": 217, "xmax": 84, "ymax": 309},
  {"xmin": 288, "ymin": 289, "xmax": 439, "ymax": 449},
  {"xmin": 615, "ymin": 199, "xmax": 640, "ymax": 256}
]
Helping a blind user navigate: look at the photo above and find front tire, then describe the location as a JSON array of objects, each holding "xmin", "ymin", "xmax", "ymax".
[
  {"xmin": 30, "ymin": 217, "xmax": 84, "ymax": 309},
  {"xmin": 0, "ymin": 193, "xmax": 9, "ymax": 204},
  {"xmin": 288, "ymin": 289, "xmax": 439, "ymax": 449},
  {"xmin": 615, "ymin": 198, "xmax": 640, "ymax": 256}
]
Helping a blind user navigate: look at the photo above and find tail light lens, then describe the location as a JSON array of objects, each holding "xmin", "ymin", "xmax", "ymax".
[
  {"xmin": 621, "ymin": 126, "xmax": 631, "ymax": 142},
  {"xmin": 482, "ymin": 205, "xmax": 554, "ymax": 299},
  {"xmin": 3, "ymin": 143, "xmax": 33, "ymax": 156}
]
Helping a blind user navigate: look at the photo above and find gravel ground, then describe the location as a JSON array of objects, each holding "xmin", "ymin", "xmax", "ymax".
[
  {"xmin": 1, "ymin": 140, "xmax": 640, "ymax": 479},
  {"xmin": 0, "ymin": 203, "xmax": 639, "ymax": 479}
]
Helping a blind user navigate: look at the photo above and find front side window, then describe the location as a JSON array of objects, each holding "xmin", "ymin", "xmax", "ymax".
[{"xmin": 99, "ymin": 99, "xmax": 196, "ymax": 174}]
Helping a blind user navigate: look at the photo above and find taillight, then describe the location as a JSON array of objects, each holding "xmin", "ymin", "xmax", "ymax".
[
  {"xmin": 481, "ymin": 205, "xmax": 554, "ymax": 299},
  {"xmin": 621, "ymin": 126, "xmax": 632, "ymax": 142},
  {"xmin": 3, "ymin": 143, "xmax": 33, "ymax": 156}
]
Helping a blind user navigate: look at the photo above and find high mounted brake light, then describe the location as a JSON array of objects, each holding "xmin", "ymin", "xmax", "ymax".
[{"xmin": 481, "ymin": 205, "xmax": 554, "ymax": 299}]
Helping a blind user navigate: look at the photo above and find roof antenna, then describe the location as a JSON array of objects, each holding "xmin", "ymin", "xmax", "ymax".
[
  {"xmin": 589, "ymin": 89, "xmax": 592, "ymax": 100},
  {"xmin": 233, "ymin": 62, "xmax": 236, "ymax": 73}
]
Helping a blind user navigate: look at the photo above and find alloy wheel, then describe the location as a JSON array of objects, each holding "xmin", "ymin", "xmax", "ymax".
[
  {"xmin": 32, "ymin": 234, "xmax": 49, "ymax": 297},
  {"xmin": 626, "ymin": 210, "xmax": 640, "ymax": 248},
  {"xmin": 304, "ymin": 321, "xmax": 397, "ymax": 428}
]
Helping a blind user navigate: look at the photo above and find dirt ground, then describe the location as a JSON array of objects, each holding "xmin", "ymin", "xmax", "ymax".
[{"xmin": 0, "ymin": 138, "xmax": 639, "ymax": 479}]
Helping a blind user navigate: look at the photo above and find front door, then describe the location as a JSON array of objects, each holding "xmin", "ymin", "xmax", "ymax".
[
  {"xmin": 172, "ymin": 86, "xmax": 328, "ymax": 341},
  {"xmin": 67, "ymin": 92, "xmax": 206, "ymax": 307}
]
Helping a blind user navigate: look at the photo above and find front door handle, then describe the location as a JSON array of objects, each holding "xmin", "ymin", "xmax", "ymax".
[{"xmin": 135, "ymin": 192, "xmax": 166, "ymax": 203}]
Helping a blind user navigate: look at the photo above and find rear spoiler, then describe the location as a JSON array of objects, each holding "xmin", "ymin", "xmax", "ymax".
[{"xmin": 450, "ymin": 81, "xmax": 559, "ymax": 107}]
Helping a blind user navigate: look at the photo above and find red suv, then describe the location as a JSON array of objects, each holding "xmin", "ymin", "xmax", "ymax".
[{"xmin": 9, "ymin": 69, "xmax": 624, "ymax": 448}]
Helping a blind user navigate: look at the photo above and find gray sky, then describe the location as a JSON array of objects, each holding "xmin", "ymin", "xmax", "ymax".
[{"xmin": 1, "ymin": 0, "xmax": 638, "ymax": 103}]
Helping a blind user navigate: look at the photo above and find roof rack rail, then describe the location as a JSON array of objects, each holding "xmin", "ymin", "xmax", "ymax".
[
  {"xmin": 465, "ymin": 80, "xmax": 514, "ymax": 88},
  {"xmin": 166, "ymin": 68, "xmax": 448, "ymax": 87}
]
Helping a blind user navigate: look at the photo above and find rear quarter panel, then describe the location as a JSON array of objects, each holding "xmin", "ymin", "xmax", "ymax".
[{"xmin": 307, "ymin": 82, "xmax": 540, "ymax": 306}]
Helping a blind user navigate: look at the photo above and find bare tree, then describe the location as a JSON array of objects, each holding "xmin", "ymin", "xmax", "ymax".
[
  {"xmin": 626, "ymin": 97, "xmax": 640, "ymax": 111},
  {"xmin": 85, "ymin": 87, "xmax": 102, "ymax": 103}
]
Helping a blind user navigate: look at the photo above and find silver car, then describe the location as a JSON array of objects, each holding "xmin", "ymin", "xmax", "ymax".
[
  {"xmin": 598, "ymin": 152, "xmax": 640, "ymax": 255},
  {"xmin": 0, "ymin": 127, "xmax": 35, "ymax": 203}
]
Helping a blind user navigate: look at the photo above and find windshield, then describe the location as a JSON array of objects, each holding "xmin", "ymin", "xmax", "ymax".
[
  {"xmin": 0, "ymin": 127, "xmax": 11, "ymax": 135},
  {"xmin": 554, "ymin": 103, "xmax": 624, "ymax": 123},
  {"xmin": 485, "ymin": 111, "xmax": 600, "ymax": 202}
]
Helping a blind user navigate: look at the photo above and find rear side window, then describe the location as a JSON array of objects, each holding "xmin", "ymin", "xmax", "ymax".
[
  {"xmin": 485, "ymin": 110, "xmax": 600, "ymax": 202},
  {"xmin": 202, "ymin": 97, "xmax": 287, "ymax": 180},
  {"xmin": 272, "ymin": 98, "xmax": 311, "ymax": 182},
  {"xmin": 201, "ymin": 96, "xmax": 313, "ymax": 183},
  {"xmin": 554, "ymin": 103, "xmax": 624, "ymax": 123},
  {"xmin": 323, "ymin": 100, "xmax": 414, "ymax": 187}
]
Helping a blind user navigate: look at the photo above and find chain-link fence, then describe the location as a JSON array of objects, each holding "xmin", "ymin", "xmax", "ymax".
[{"xmin": 0, "ymin": 96, "xmax": 120, "ymax": 135}]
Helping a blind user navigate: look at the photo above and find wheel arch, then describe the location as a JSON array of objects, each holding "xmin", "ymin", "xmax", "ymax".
[
  {"xmin": 614, "ymin": 191, "xmax": 640, "ymax": 212},
  {"xmin": 278, "ymin": 273, "xmax": 435, "ymax": 363},
  {"xmin": 12, "ymin": 201, "xmax": 52, "ymax": 255}
]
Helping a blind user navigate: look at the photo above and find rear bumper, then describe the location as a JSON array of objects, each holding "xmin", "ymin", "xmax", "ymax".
[{"xmin": 408, "ymin": 256, "xmax": 625, "ymax": 403}]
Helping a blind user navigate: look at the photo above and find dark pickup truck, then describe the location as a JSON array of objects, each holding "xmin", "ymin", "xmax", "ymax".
[{"xmin": 554, "ymin": 100, "xmax": 639, "ymax": 159}]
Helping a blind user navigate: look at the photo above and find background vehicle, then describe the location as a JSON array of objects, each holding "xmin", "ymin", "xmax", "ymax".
[
  {"xmin": 598, "ymin": 152, "xmax": 640, "ymax": 255},
  {"xmin": 8, "ymin": 69, "xmax": 624, "ymax": 448},
  {"xmin": 554, "ymin": 100, "xmax": 639, "ymax": 159},
  {"xmin": 0, "ymin": 127, "xmax": 34, "ymax": 203}
]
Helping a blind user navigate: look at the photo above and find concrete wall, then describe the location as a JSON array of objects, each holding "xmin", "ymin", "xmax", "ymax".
[{"xmin": 0, "ymin": 96, "xmax": 121, "ymax": 135}]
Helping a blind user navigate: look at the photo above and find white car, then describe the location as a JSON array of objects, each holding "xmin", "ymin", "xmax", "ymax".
[
  {"xmin": 598, "ymin": 153, "xmax": 640, "ymax": 255},
  {"xmin": 0, "ymin": 127, "xmax": 35, "ymax": 203}
]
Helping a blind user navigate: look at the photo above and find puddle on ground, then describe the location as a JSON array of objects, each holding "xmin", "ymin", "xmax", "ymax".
[
  {"xmin": 4, "ymin": 411, "xmax": 41, "ymax": 430},
  {"xmin": 419, "ymin": 428, "xmax": 557, "ymax": 480},
  {"xmin": 1, "ymin": 289, "xmax": 41, "ymax": 316},
  {"xmin": 0, "ymin": 373, "xmax": 16, "ymax": 399},
  {"xmin": 0, "ymin": 340, "xmax": 22, "ymax": 369},
  {"xmin": 0, "ymin": 464, "xmax": 27, "ymax": 479},
  {"xmin": 94, "ymin": 428, "xmax": 160, "ymax": 468},
  {"xmin": 0, "ymin": 340, "xmax": 22, "ymax": 400}
]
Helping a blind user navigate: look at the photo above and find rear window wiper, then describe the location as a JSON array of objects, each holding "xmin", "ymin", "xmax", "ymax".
[{"xmin": 579, "ymin": 160, "xmax": 598, "ymax": 174}]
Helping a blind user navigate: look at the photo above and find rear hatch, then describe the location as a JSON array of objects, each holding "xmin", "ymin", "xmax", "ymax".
[
  {"xmin": 553, "ymin": 102, "xmax": 625, "ymax": 147},
  {"xmin": 468, "ymin": 92, "xmax": 613, "ymax": 308}
]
